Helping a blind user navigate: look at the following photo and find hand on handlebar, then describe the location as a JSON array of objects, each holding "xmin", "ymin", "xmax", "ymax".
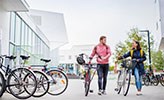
[
  {"xmin": 117, "ymin": 56, "xmax": 122, "ymax": 60},
  {"xmin": 88, "ymin": 57, "xmax": 92, "ymax": 64},
  {"xmin": 131, "ymin": 58, "xmax": 140, "ymax": 63}
]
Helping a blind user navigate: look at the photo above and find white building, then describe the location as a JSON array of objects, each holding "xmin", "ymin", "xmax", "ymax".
[
  {"xmin": 155, "ymin": 0, "xmax": 164, "ymax": 50},
  {"xmin": 29, "ymin": 9, "xmax": 68, "ymax": 66},
  {"xmin": 0, "ymin": 0, "xmax": 68, "ymax": 66},
  {"xmin": 59, "ymin": 44, "xmax": 97, "ymax": 75}
]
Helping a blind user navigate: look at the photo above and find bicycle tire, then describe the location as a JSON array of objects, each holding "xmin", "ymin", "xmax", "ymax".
[
  {"xmin": 7, "ymin": 68, "xmax": 37, "ymax": 99},
  {"xmin": 32, "ymin": 71, "xmax": 49, "ymax": 97},
  {"xmin": 84, "ymin": 71, "xmax": 90, "ymax": 96},
  {"xmin": 6, "ymin": 87, "xmax": 12, "ymax": 94},
  {"xmin": 123, "ymin": 70, "xmax": 131, "ymax": 96},
  {"xmin": 117, "ymin": 72, "xmax": 122, "ymax": 94},
  {"xmin": 46, "ymin": 69, "xmax": 68, "ymax": 96},
  {"xmin": 160, "ymin": 75, "xmax": 164, "ymax": 86},
  {"xmin": 0, "ymin": 72, "xmax": 5, "ymax": 97},
  {"xmin": 152, "ymin": 77, "xmax": 159, "ymax": 86},
  {"xmin": 143, "ymin": 76, "xmax": 150, "ymax": 86}
]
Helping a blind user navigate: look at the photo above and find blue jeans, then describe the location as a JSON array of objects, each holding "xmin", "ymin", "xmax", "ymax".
[
  {"xmin": 97, "ymin": 64, "xmax": 109, "ymax": 90},
  {"xmin": 134, "ymin": 68, "xmax": 142, "ymax": 91}
]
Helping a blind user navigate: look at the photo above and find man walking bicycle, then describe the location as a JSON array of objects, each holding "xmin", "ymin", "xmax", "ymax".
[{"xmin": 89, "ymin": 36, "xmax": 112, "ymax": 95}]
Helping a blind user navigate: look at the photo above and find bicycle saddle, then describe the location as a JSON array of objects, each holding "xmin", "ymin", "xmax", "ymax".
[
  {"xmin": 6, "ymin": 55, "xmax": 17, "ymax": 60},
  {"xmin": 40, "ymin": 59, "xmax": 51, "ymax": 63},
  {"xmin": 20, "ymin": 55, "xmax": 30, "ymax": 60}
]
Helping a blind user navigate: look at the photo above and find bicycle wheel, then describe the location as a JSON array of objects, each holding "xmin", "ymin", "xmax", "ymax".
[
  {"xmin": 117, "ymin": 71, "xmax": 122, "ymax": 94},
  {"xmin": 122, "ymin": 70, "xmax": 131, "ymax": 96},
  {"xmin": 7, "ymin": 68, "xmax": 37, "ymax": 99},
  {"xmin": 32, "ymin": 71, "xmax": 49, "ymax": 97},
  {"xmin": 143, "ymin": 75, "xmax": 149, "ymax": 86},
  {"xmin": 84, "ymin": 71, "xmax": 90, "ymax": 96},
  {"xmin": 160, "ymin": 74, "xmax": 164, "ymax": 86},
  {"xmin": 152, "ymin": 77, "xmax": 159, "ymax": 86},
  {"xmin": 46, "ymin": 69, "xmax": 68, "ymax": 96},
  {"xmin": 0, "ymin": 72, "xmax": 5, "ymax": 97}
]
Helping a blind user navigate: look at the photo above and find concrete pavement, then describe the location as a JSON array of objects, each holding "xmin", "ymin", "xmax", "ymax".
[{"xmin": 0, "ymin": 74, "xmax": 164, "ymax": 100}]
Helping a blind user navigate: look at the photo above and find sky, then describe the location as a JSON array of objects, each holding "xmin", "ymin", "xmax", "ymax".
[{"xmin": 27, "ymin": 0, "xmax": 157, "ymax": 52}]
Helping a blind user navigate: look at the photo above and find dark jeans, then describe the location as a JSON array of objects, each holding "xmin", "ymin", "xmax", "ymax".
[{"xmin": 97, "ymin": 64, "xmax": 109, "ymax": 90}]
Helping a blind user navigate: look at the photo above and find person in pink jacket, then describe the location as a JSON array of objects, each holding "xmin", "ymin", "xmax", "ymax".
[{"xmin": 89, "ymin": 36, "xmax": 112, "ymax": 95}]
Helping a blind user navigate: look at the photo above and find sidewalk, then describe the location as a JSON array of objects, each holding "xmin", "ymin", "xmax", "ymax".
[{"xmin": 1, "ymin": 74, "xmax": 164, "ymax": 100}]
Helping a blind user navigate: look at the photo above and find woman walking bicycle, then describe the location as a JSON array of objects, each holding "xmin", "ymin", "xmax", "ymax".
[{"xmin": 117, "ymin": 40, "xmax": 146, "ymax": 96}]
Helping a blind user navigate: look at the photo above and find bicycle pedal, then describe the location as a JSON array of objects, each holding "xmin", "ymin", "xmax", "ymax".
[
  {"xmin": 90, "ymin": 90, "xmax": 93, "ymax": 93},
  {"xmin": 115, "ymin": 88, "xmax": 119, "ymax": 91}
]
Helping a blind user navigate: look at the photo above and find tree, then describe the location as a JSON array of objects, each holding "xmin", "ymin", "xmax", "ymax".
[
  {"xmin": 151, "ymin": 50, "xmax": 164, "ymax": 71},
  {"xmin": 114, "ymin": 28, "xmax": 154, "ymax": 66}
]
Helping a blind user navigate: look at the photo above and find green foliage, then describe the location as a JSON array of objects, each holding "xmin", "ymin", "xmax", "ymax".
[
  {"xmin": 109, "ymin": 66, "xmax": 114, "ymax": 71},
  {"xmin": 114, "ymin": 28, "xmax": 164, "ymax": 72},
  {"xmin": 151, "ymin": 50, "xmax": 164, "ymax": 71},
  {"xmin": 114, "ymin": 28, "xmax": 154, "ymax": 66}
]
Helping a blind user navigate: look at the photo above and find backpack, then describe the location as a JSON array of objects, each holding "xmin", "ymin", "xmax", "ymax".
[{"xmin": 130, "ymin": 49, "xmax": 143, "ymax": 58}]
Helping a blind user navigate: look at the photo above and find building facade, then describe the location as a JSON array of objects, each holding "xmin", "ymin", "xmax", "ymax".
[
  {"xmin": 0, "ymin": 0, "xmax": 68, "ymax": 66},
  {"xmin": 29, "ymin": 9, "xmax": 68, "ymax": 66},
  {"xmin": 59, "ymin": 45, "xmax": 97, "ymax": 75},
  {"xmin": 155, "ymin": 0, "xmax": 164, "ymax": 51}
]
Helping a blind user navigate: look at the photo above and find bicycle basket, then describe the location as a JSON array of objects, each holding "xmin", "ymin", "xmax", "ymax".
[
  {"xmin": 121, "ymin": 59, "xmax": 134, "ymax": 69},
  {"xmin": 128, "ymin": 60, "xmax": 137, "ymax": 69}
]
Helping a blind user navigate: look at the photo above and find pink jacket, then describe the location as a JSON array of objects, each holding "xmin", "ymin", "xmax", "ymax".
[{"xmin": 90, "ymin": 44, "xmax": 112, "ymax": 64}]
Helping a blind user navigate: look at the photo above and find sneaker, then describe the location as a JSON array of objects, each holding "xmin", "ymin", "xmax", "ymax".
[
  {"xmin": 136, "ymin": 91, "xmax": 142, "ymax": 96},
  {"xmin": 102, "ymin": 90, "xmax": 107, "ymax": 95},
  {"xmin": 98, "ymin": 90, "xmax": 102, "ymax": 95}
]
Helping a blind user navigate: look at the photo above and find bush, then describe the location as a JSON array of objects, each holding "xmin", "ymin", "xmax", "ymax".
[{"xmin": 109, "ymin": 66, "xmax": 115, "ymax": 71}]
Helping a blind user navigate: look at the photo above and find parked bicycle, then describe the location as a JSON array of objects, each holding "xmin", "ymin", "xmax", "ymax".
[
  {"xmin": 0, "ymin": 55, "xmax": 37, "ymax": 99},
  {"xmin": 115, "ymin": 58, "xmax": 137, "ymax": 96},
  {"xmin": 30, "ymin": 58, "xmax": 68, "ymax": 96},
  {"xmin": 142, "ymin": 71, "xmax": 159, "ymax": 86},
  {"xmin": 155, "ymin": 74, "xmax": 164, "ymax": 86},
  {"xmin": 159, "ymin": 74, "xmax": 164, "ymax": 86},
  {"xmin": 77, "ymin": 53, "xmax": 98, "ymax": 96},
  {"xmin": 20, "ymin": 56, "xmax": 50, "ymax": 98}
]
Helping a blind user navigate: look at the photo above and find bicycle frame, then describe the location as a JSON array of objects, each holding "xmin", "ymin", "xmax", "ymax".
[
  {"xmin": 84, "ymin": 64, "xmax": 97, "ymax": 83},
  {"xmin": 0, "ymin": 56, "xmax": 14, "ymax": 79},
  {"xmin": 30, "ymin": 63, "xmax": 65, "ymax": 83},
  {"xmin": 116, "ymin": 58, "xmax": 135, "ymax": 96}
]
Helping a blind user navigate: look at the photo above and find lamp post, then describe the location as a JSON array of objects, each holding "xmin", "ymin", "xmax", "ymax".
[{"xmin": 139, "ymin": 30, "xmax": 152, "ymax": 72}]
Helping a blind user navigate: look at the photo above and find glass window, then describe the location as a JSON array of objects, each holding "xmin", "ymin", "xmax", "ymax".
[
  {"xmin": 9, "ymin": 12, "xmax": 50, "ymax": 65},
  {"xmin": 68, "ymin": 55, "xmax": 72, "ymax": 60},
  {"xmin": 9, "ymin": 12, "xmax": 16, "ymax": 43},
  {"xmin": 9, "ymin": 43, "xmax": 16, "ymax": 55},
  {"xmin": 21, "ymin": 21, "xmax": 25, "ymax": 47},
  {"xmin": 15, "ymin": 15, "xmax": 21, "ymax": 45},
  {"xmin": 24, "ymin": 25, "xmax": 29, "ymax": 46},
  {"xmin": 28, "ymin": 29, "xmax": 32, "ymax": 52}
]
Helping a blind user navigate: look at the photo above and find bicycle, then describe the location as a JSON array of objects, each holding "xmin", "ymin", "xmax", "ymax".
[
  {"xmin": 76, "ymin": 53, "xmax": 98, "ymax": 96},
  {"xmin": 115, "ymin": 58, "xmax": 137, "ymax": 96},
  {"xmin": 0, "ymin": 55, "xmax": 37, "ymax": 99},
  {"xmin": 159, "ymin": 74, "xmax": 164, "ymax": 86},
  {"xmin": 155, "ymin": 74, "xmax": 164, "ymax": 86},
  {"xmin": 30, "ymin": 58, "xmax": 68, "ymax": 96},
  {"xmin": 20, "ymin": 55, "xmax": 50, "ymax": 98},
  {"xmin": 142, "ymin": 71, "xmax": 159, "ymax": 86}
]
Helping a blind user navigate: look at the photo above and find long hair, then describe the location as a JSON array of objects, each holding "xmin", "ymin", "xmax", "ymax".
[{"xmin": 134, "ymin": 40, "xmax": 141, "ymax": 50}]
